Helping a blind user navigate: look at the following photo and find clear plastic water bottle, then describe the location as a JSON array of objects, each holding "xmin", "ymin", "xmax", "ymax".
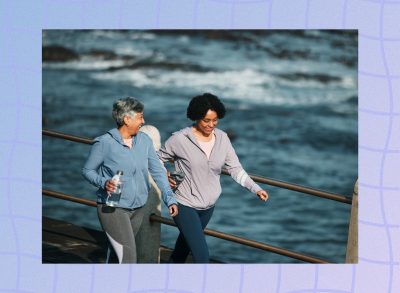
[{"xmin": 106, "ymin": 170, "xmax": 123, "ymax": 207}]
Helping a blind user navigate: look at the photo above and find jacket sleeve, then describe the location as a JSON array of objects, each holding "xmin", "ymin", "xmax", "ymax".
[
  {"xmin": 157, "ymin": 135, "xmax": 176, "ymax": 163},
  {"xmin": 223, "ymin": 135, "xmax": 262, "ymax": 194},
  {"xmin": 148, "ymin": 142, "xmax": 177, "ymax": 207},
  {"xmin": 81, "ymin": 139, "xmax": 108, "ymax": 190}
]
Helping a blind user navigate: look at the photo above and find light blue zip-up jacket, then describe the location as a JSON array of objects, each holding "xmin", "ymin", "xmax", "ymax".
[
  {"xmin": 82, "ymin": 128, "xmax": 177, "ymax": 209},
  {"xmin": 158, "ymin": 127, "xmax": 262, "ymax": 209}
]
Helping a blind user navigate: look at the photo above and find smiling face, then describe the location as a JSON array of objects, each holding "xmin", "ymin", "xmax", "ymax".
[
  {"xmin": 124, "ymin": 112, "xmax": 145, "ymax": 136},
  {"xmin": 195, "ymin": 109, "xmax": 218, "ymax": 136}
]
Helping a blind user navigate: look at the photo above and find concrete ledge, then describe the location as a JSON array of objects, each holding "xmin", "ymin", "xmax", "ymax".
[{"xmin": 43, "ymin": 217, "xmax": 222, "ymax": 263}]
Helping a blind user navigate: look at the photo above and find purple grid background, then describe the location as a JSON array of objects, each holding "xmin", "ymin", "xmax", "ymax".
[{"xmin": 0, "ymin": 0, "xmax": 399, "ymax": 292}]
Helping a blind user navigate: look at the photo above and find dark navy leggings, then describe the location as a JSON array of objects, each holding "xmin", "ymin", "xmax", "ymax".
[{"xmin": 170, "ymin": 203, "xmax": 214, "ymax": 263}]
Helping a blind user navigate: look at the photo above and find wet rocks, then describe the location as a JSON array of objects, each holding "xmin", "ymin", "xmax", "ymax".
[{"xmin": 42, "ymin": 45, "xmax": 79, "ymax": 62}]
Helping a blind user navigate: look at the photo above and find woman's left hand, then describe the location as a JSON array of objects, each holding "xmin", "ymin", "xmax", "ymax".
[
  {"xmin": 169, "ymin": 204, "xmax": 179, "ymax": 217},
  {"xmin": 256, "ymin": 190, "xmax": 269, "ymax": 202},
  {"xmin": 167, "ymin": 172, "xmax": 177, "ymax": 189}
]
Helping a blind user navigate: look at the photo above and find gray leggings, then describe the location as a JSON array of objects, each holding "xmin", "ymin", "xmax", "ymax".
[{"xmin": 97, "ymin": 204, "xmax": 145, "ymax": 263}]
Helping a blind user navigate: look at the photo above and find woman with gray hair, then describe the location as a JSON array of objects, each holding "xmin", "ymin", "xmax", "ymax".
[{"xmin": 82, "ymin": 97, "xmax": 178, "ymax": 263}]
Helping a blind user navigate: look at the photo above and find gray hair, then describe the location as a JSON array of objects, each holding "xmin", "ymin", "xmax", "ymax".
[{"xmin": 112, "ymin": 97, "xmax": 144, "ymax": 127}]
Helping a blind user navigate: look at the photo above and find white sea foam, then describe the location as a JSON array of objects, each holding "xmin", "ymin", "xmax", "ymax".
[
  {"xmin": 91, "ymin": 67, "xmax": 356, "ymax": 107},
  {"xmin": 42, "ymin": 57, "xmax": 127, "ymax": 70},
  {"xmin": 128, "ymin": 32, "xmax": 156, "ymax": 40},
  {"xmin": 90, "ymin": 30, "xmax": 156, "ymax": 41},
  {"xmin": 114, "ymin": 45, "xmax": 151, "ymax": 57},
  {"xmin": 91, "ymin": 30, "xmax": 122, "ymax": 39}
]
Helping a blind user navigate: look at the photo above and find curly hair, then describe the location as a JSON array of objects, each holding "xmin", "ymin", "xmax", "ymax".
[{"xmin": 186, "ymin": 93, "xmax": 226, "ymax": 121}]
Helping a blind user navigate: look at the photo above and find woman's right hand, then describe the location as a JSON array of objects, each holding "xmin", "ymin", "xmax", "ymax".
[
  {"xmin": 167, "ymin": 172, "xmax": 177, "ymax": 189},
  {"xmin": 105, "ymin": 179, "xmax": 117, "ymax": 194}
]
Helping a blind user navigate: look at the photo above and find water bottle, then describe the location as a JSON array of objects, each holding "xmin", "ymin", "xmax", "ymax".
[{"xmin": 106, "ymin": 170, "xmax": 123, "ymax": 207}]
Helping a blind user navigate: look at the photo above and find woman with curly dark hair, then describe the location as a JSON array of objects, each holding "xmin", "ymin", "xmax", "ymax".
[{"xmin": 158, "ymin": 93, "xmax": 269, "ymax": 263}]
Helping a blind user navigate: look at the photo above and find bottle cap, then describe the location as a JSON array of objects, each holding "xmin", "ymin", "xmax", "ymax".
[{"xmin": 116, "ymin": 170, "xmax": 123, "ymax": 176}]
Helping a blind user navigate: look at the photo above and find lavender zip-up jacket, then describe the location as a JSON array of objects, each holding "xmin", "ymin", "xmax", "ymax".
[{"xmin": 157, "ymin": 127, "xmax": 262, "ymax": 209}]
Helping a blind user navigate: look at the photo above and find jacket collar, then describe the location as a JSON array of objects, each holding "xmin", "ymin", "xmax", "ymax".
[
  {"xmin": 107, "ymin": 128, "xmax": 142, "ymax": 146},
  {"xmin": 181, "ymin": 126, "xmax": 221, "ymax": 145},
  {"xmin": 107, "ymin": 128, "xmax": 125, "ymax": 145}
]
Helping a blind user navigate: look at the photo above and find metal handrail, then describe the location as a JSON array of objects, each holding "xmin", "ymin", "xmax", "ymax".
[
  {"xmin": 42, "ymin": 129, "xmax": 93, "ymax": 144},
  {"xmin": 149, "ymin": 214, "xmax": 330, "ymax": 264},
  {"xmin": 43, "ymin": 189, "xmax": 96, "ymax": 207},
  {"xmin": 42, "ymin": 189, "xmax": 331, "ymax": 264},
  {"xmin": 222, "ymin": 171, "xmax": 351, "ymax": 204},
  {"xmin": 42, "ymin": 128, "xmax": 351, "ymax": 204}
]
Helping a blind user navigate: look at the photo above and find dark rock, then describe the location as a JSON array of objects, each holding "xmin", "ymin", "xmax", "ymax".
[
  {"xmin": 43, "ymin": 45, "xmax": 79, "ymax": 62},
  {"xmin": 206, "ymin": 31, "xmax": 254, "ymax": 43},
  {"xmin": 107, "ymin": 59, "xmax": 211, "ymax": 73},
  {"xmin": 333, "ymin": 57, "xmax": 357, "ymax": 68},
  {"xmin": 87, "ymin": 49, "xmax": 118, "ymax": 60},
  {"xmin": 276, "ymin": 72, "xmax": 341, "ymax": 83}
]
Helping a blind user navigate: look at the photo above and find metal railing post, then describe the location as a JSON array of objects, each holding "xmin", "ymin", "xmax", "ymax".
[{"xmin": 345, "ymin": 179, "xmax": 358, "ymax": 263}]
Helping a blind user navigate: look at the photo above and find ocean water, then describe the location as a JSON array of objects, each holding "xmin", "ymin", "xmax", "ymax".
[{"xmin": 42, "ymin": 30, "xmax": 357, "ymax": 263}]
